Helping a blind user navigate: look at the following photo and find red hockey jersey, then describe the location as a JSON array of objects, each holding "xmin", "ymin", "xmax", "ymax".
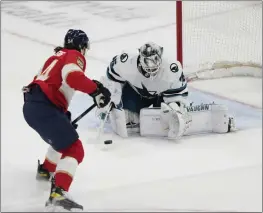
[{"xmin": 29, "ymin": 48, "xmax": 97, "ymax": 111}]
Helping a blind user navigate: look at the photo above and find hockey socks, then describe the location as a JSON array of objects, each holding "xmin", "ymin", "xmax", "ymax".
[
  {"xmin": 54, "ymin": 157, "xmax": 78, "ymax": 191},
  {"xmin": 42, "ymin": 146, "xmax": 62, "ymax": 172},
  {"xmin": 54, "ymin": 139, "xmax": 84, "ymax": 191}
]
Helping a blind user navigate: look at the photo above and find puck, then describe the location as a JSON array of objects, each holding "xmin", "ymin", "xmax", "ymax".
[{"xmin": 104, "ymin": 140, "xmax": 112, "ymax": 145}]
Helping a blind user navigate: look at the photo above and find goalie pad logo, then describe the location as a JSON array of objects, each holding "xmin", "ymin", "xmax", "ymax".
[{"xmin": 186, "ymin": 103, "xmax": 210, "ymax": 112}]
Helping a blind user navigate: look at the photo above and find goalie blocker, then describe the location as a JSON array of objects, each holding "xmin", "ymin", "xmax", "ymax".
[{"xmin": 108, "ymin": 102, "xmax": 236, "ymax": 139}]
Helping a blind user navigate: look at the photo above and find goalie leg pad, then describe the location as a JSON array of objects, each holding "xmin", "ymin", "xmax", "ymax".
[
  {"xmin": 184, "ymin": 103, "xmax": 230, "ymax": 135},
  {"xmin": 140, "ymin": 103, "xmax": 191, "ymax": 139},
  {"xmin": 211, "ymin": 104, "xmax": 229, "ymax": 133},
  {"xmin": 109, "ymin": 108, "xmax": 140, "ymax": 137},
  {"xmin": 140, "ymin": 107, "xmax": 168, "ymax": 137},
  {"xmin": 140, "ymin": 103, "xmax": 232, "ymax": 139},
  {"xmin": 109, "ymin": 108, "xmax": 128, "ymax": 138}
]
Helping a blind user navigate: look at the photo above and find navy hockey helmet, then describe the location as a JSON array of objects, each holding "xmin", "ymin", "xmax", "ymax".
[
  {"xmin": 139, "ymin": 42, "xmax": 163, "ymax": 78},
  {"xmin": 64, "ymin": 29, "xmax": 90, "ymax": 54}
]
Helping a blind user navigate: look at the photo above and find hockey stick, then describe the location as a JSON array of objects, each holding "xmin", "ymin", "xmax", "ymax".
[
  {"xmin": 71, "ymin": 103, "xmax": 97, "ymax": 125},
  {"xmin": 96, "ymin": 102, "xmax": 114, "ymax": 145}
]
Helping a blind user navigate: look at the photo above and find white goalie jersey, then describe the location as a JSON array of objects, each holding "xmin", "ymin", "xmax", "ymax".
[
  {"xmin": 101, "ymin": 48, "xmax": 235, "ymax": 140},
  {"xmin": 106, "ymin": 52, "xmax": 188, "ymax": 104}
]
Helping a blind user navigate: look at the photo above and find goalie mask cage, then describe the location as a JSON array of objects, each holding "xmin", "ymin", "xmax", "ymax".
[{"xmin": 175, "ymin": 1, "xmax": 262, "ymax": 81}]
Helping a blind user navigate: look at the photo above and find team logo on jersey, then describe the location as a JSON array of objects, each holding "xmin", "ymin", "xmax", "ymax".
[
  {"xmin": 170, "ymin": 63, "xmax": 179, "ymax": 73},
  {"xmin": 140, "ymin": 83, "xmax": 157, "ymax": 97},
  {"xmin": 120, "ymin": 53, "xmax": 128, "ymax": 63},
  {"xmin": 77, "ymin": 57, "xmax": 84, "ymax": 69}
]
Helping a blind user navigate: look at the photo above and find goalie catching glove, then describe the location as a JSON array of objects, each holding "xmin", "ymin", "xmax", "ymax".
[
  {"xmin": 89, "ymin": 80, "xmax": 111, "ymax": 108},
  {"xmin": 160, "ymin": 102, "xmax": 192, "ymax": 140}
]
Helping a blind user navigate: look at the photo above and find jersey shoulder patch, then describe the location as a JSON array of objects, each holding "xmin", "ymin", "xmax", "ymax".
[
  {"xmin": 165, "ymin": 60, "xmax": 183, "ymax": 75},
  {"xmin": 161, "ymin": 59, "xmax": 184, "ymax": 83},
  {"xmin": 170, "ymin": 63, "xmax": 179, "ymax": 73},
  {"xmin": 77, "ymin": 56, "xmax": 84, "ymax": 69},
  {"xmin": 65, "ymin": 50, "xmax": 86, "ymax": 71},
  {"xmin": 120, "ymin": 53, "xmax": 129, "ymax": 63}
]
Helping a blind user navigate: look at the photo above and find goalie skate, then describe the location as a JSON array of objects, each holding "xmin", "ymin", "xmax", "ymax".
[
  {"xmin": 228, "ymin": 116, "xmax": 237, "ymax": 132},
  {"xmin": 45, "ymin": 184, "xmax": 83, "ymax": 212}
]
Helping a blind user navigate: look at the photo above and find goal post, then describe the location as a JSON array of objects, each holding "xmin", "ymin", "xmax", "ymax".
[{"xmin": 176, "ymin": 0, "xmax": 183, "ymax": 67}]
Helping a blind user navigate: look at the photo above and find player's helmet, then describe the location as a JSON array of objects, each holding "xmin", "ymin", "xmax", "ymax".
[
  {"xmin": 64, "ymin": 29, "xmax": 90, "ymax": 55},
  {"xmin": 139, "ymin": 42, "xmax": 163, "ymax": 78}
]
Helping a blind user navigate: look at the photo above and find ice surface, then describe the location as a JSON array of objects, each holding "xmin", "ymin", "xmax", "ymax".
[{"xmin": 1, "ymin": 1, "xmax": 262, "ymax": 212}]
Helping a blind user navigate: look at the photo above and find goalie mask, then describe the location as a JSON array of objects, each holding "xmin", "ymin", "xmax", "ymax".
[{"xmin": 139, "ymin": 42, "xmax": 163, "ymax": 78}]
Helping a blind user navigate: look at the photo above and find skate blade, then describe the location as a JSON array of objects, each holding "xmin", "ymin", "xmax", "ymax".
[{"xmin": 45, "ymin": 204, "xmax": 83, "ymax": 212}]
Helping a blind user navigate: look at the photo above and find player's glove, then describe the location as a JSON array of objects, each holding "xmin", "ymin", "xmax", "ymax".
[
  {"xmin": 89, "ymin": 80, "xmax": 111, "ymax": 108},
  {"xmin": 65, "ymin": 111, "xmax": 78, "ymax": 129}
]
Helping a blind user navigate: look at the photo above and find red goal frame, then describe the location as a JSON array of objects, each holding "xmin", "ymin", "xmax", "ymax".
[{"xmin": 176, "ymin": 1, "xmax": 183, "ymax": 67}]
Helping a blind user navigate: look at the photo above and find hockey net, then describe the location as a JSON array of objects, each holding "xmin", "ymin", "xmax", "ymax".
[{"xmin": 176, "ymin": 1, "xmax": 262, "ymax": 81}]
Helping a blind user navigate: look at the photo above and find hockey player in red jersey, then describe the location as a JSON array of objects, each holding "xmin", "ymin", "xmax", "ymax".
[{"xmin": 22, "ymin": 29, "xmax": 111, "ymax": 211}]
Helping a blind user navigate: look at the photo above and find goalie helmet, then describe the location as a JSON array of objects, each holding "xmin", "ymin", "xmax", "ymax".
[
  {"xmin": 138, "ymin": 42, "xmax": 163, "ymax": 78},
  {"xmin": 64, "ymin": 29, "xmax": 90, "ymax": 55}
]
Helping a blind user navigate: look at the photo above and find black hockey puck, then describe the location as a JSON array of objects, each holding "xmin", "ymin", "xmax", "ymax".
[{"xmin": 104, "ymin": 140, "xmax": 112, "ymax": 145}]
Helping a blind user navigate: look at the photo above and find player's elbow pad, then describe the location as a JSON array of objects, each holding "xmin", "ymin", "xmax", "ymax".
[{"xmin": 66, "ymin": 72, "xmax": 97, "ymax": 94}]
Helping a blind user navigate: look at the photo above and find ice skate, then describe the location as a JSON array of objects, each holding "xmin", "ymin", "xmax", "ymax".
[
  {"xmin": 36, "ymin": 160, "xmax": 53, "ymax": 182},
  {"xmin": 125, "ymin": 110, "xmax": 140, "ymax": 134},
  {"xmin": 126, "ymin": 121, "xmax": 140, "ymax": 134},
  {"xmin": 45, "ymin": 183, "xmax": 83, "ymax": 212}
]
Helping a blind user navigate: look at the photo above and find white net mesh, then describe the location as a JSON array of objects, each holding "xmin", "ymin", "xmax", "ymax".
[{"xmin": 180, "ymin": 1, "xmax": 262, "ymax": 77}]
